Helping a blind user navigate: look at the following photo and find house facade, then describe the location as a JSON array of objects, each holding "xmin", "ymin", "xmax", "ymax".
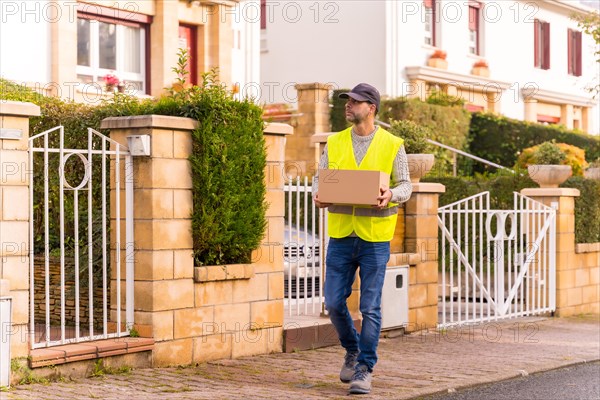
[
  {"xmin": 0, "ymin": 0, "xmax": 260, "ymax": 101},
  {"xmin": 260, "ymin": 0, "xmax": 599, "ymax": 134}
]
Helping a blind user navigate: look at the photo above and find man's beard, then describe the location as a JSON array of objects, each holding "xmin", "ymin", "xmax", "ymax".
[{"xmin": 346, "ymin": 111, "xmax": 367, "ymax": 124}]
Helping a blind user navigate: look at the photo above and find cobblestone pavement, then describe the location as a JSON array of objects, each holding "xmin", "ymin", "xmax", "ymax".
[{"xmin": 2, "ymin": 316, "xmax": 599, "ymax": 400}]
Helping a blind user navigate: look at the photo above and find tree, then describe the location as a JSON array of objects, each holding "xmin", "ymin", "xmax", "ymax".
[{"xmin": 572, "ymin": 11, "xmax": 600, "ymax": 97}]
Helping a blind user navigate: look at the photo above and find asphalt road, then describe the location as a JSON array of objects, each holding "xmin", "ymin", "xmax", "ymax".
[{"xmin": 423, "ymin": 361, "xmax": 600, "ymax": 400}]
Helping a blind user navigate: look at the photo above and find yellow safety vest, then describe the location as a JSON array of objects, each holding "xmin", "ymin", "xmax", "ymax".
[{"xmin": 326, "ymin": 127, "xmax": 403, "ymax": 242}]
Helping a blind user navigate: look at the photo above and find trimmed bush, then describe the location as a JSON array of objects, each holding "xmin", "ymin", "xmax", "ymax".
[
  {"xmin": 469, "ymin": 112, "xmax": 600, "ymax": 173},
  {"xmin": 185, "ymin": 75, "xmax": 266, "ymax": 266},
  {"xmin": 567, "ymin": 177, "xmax": 600, "ymax": 243}
]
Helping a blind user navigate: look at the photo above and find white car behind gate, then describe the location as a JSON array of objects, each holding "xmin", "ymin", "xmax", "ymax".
[{"xmin": 284, "ymin": 225, "xmax": 321, "ymax": 298}]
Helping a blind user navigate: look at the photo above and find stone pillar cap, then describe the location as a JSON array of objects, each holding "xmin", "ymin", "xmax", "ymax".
[
  {"xmin": 0, "ymin": 100, "xmax": 41, "ymax": 117},
  {"xmin": 311, "ymin": 132, "xmax": 335, "ymax": 144},
  {"xmin": 521, "ymin": 188, "xmax": 580, "ymax": 197},
  {"xmin": 264, "ymin": 122, "xmax": 293, "ymax": 135},
  {"xmin": 412, "ymin": 182, "xmax": 445, "ymax": 193},
  {"xmin": 100, "ymin": 115, "xmax": 198, "ymax": 130}
]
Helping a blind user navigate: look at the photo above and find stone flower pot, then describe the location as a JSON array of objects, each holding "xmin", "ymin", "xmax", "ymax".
[
  {"xmin": 406, "ymin": 154, "xmax": 435, "ymax": 183},
  {"xmin": 584, "ymin": 167, "xmax": 600, "ymax": 181},
  {"xmin": 527, "ymin": 165, "xmax": 572, "ymax": 188}
]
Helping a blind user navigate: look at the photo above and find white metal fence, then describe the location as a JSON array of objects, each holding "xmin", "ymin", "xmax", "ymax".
[
  {"xmin": 29, "ymin": 127, "xmax": 134, "ymax": 348},
  {"xmin": 284, "ymin": 177, "xmax": 327, "ymax": 316},
  {"xmin": 437, "ymin": 191, "xmax": 556, "ymax": 327}
]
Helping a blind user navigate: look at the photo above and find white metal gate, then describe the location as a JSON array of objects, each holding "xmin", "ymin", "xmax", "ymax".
[
  {"xmin": 29, "ymin": 127, "xmax": 134, "ymax": 348},
  {"xmin": 437, "ymin": 192, "xmax": 556, "ymax": 327},
  {"xmin": 284, "ymin": 177, "xmax": 327, "ymax": 316}
]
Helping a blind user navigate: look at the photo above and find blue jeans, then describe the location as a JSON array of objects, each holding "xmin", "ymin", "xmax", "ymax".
[{"xmin": 324, "ymin": 237, "xmax": 390, "ymax": 372}]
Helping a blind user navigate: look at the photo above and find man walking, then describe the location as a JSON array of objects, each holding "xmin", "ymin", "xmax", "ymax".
[{"xmin": 313, "ymin": 83, "xmax": 412, "ymax": 394}]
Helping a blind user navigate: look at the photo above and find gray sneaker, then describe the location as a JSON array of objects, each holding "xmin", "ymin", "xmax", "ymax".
[
  {"xmin": 349, "ymin": 364, "xmax": 372, "ymax": 395},
  {"xmin": 340, "ymin": 351, "xmax": 359, "ymax": 383}
]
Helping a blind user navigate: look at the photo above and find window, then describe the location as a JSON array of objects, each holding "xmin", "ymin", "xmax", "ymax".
[
  {"xmin": 468, "ymin": 1, "xmax": 481, "ymax": 55},
  {"xmin": 424, "ymin": 0, "xmax": 437, "ymax": 46},
  {"xmin": 76, "ymin": 8, "xmax": 149, "ymax": 93},
  {"xmin": 568, "ymin": 29, "xmax": 582, "ymax": 77},
  {"xmin": 534, "ymin": 19, "xmax": 550, "ymax": 70}
]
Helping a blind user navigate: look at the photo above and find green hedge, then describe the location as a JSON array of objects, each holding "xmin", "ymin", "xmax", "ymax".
[
  {"xmin": 424, "ymin": 173, "xmax": 600, "ymax": 244},
  {"xmin": 565, "ymin": 177, "xmax": 600, "ymax": 244},
  {"xmin": 1, "ymin": 75, "xmax": 267, "ymax": 266},
  {"xmin": 469, "ymin": 113, "xmax": 600, "ymax": 173}
]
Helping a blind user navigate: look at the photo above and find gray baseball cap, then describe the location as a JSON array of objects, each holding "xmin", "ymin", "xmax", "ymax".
[{"xmin": 339, "ymin": 83, "xmax": 380, "ymax": 112}]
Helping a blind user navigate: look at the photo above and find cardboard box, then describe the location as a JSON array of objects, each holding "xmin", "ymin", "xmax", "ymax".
[{"xmin": 318, "ymin": 169, "xmax": 389, "ymax": 206}]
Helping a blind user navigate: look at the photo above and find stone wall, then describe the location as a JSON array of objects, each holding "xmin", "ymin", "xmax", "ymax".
[
  {"xmin": 101, "ymin": 115, "xmax": 291, "ymax": 366},
  {"xmin": 32, "ymin": 257, "xmax": 104, "ymax": 327}
]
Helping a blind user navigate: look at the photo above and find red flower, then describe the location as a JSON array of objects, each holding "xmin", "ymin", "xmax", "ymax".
[
  {"xmin": 430, "ymin": 49, "xmax": 447, "ymax": 60},
  {"xmin": 473, "ymin": 59, "xmax": 488, "ymax": 68},
  {"xmin": 103, "ymin": 73, "xmax": 120, "ymax": 86}
]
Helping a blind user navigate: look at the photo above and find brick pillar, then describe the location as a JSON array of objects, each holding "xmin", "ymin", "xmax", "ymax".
[
  {"xmin": 0, "ymin": 101, "xmax": 41, "ymax": 358},
  {"xmin": 101, "ymin": 115, "xmax": 197, "ymax": 366},
  {"xmin": 150, "ymin": 0, "xmax": 180, "ymax": 97},
  {"xmin": 289, "ymin": 83, "xmax": 332, "ymax": 179},
  {"xmin": 404, "ymin": 182, "xmax": 445, "ymax": 330},
  {"xmin": 50, "ymin": 0, "xmax": 77, "ymax": 98},
  {"xmin": 521, "ymin": 188, "xmax": 582, "ymax": 316},
  {"xmin": 101, "ymin": 116, "xmax": 292, "ymax": 366},
  {"xmin": 207, "ymin": 4, "xmax": 234, "ymax": 85}
]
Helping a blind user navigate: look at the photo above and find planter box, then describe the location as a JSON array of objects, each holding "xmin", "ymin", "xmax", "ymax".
[
  {"xmin": 471, "ymin": 66, "xmax": 490, "ymax": 77},
  {"xmin": 427, "ymin": 58, "xmax": 448, "ymax": 69}
]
